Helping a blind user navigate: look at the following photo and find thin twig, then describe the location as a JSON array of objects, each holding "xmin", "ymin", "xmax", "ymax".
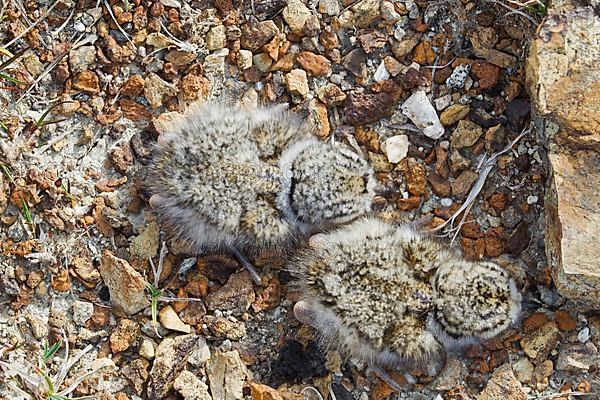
[
  {"xmin": 537, "ymin": 392, "xmax": 593, "ymax": 400},
  {"xmin": 491, "ymin": 0, "xmax": 540, "ymax": 25},
  {"xmin": 16, "ymin": 33, "xmax": 95, "ymax": 104},
  {"xmin": 429, "ymin": 125, "xmax": 531, "ymax": 243},
  {"xmin": 4, "ymin": 0, "xmax": 61, "ymax": 48},
  {"xmin": 103, "ymin": 0, "xmax": 136, "ymax": 49},
  {"xmin": 52, "ymin": 7, "xmax": 76, "ymax": 37},
  {"xmin": 422, "ymin": 57, "xmax": 456, "ymax": 69}
]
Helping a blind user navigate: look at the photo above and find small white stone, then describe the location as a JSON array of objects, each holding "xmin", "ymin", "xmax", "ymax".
[
  {"xmin": 382, "ymin": 135, "xmax": 409, "ymax": 163},
  {"xmin": 440, "ymin": 198, "xmax": 453, "ymax": 207},
  {"xmin": 393, "ymin": 25, "xmax": 406, "ymax": 41},
  {"xmin": 578, "ymin": 327, "xmax": 590, "ymax": 343},
  {"xmin": 188, "ymin": 335, "xmax": 211, "ymax": 367},
  {"xmin": 318, "ymin": 0, "xmax": 340, "ymax": 16},
  {"xmin": 381, "ymin": 1, "xmax": 401, "ymax": 22},
  {"xmin": 401, "ymin": 91, "xmax": 445, "ymax": 139},
  {"xmin": 161, "ymin": 0, "xmax": 181, "ymax": 8},
  {"xmin": 527, "ymin": 195, "xmax": 538, "ymax": 205},
  {"xmin": 174, "ymin": 370, "xmax": 212, "ymax": 400},
  {"xmin": 74, "ymin": 22, "xmax": 86, "ymax": 32},
  {"xmin": 373, "ymin": 61, "xmax": 390, "ymax": 82},
  {"xmin": 159, "ymin": 305, "xmax": 191, "ymax": 333}
]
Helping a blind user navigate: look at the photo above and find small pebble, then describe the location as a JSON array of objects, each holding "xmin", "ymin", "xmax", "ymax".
[
  {"xmin": 578, "ymin": 327, "xmax": 590, "ymax": 343},
  {"xmin": 440, "ymin": 198, "xmax": 453, "ymax": 207},
  {"xmin": 527, "ymin": 195, "xmax": 539, "ymax": 205},
  {"xmin": 74, "ymin": 22, "xmax": 86, "ymax": 32}
]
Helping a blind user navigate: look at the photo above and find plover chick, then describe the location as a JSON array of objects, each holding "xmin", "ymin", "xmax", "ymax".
[
  {"xmin": 291, "ymin": 217, "xmax": 522, "ymax": 391},
  {"xmin": 147, "ymin": 102, "xmax": 377, "ymax": 284}
]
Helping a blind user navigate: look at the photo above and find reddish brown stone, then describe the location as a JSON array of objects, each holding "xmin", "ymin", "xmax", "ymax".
[
  {"xmin": 471, "ymin": 61, "xmax": 500, "ymax": 90},
  {"xmin": 344, "ymin": 93, "xmax": 395, "ymax": 125},
  {"xmin": 435, "ymin": 146, "xmax": 449, "ymax": 179},
  {"xmin": 396, "ymin": 196, "xmax": 421, "ymax": 211},
  {"xmin": 319, "ymin": 27, "xmax": 338, "ymax": 50},
  {"xmin": 461, "ymin": 237, "xmax": 486, "ymax": 260},
  {"xmin": 122, "ymin": 75, "xmax": 145, "ymax": 98},
  {"xmin": 371, "ymin": 371, "xmax": 408, "ymax": 398},
  {"xmin": 523, "ymin": 312, "xmax": 551, "ymax": 334},
  {"xmin": 317, "ymin": 83, "xmax": 346, "ymax": 106},
  {"xmin": 179, "ymin": 73, "xmax": 210, "ymax": 101},
  {"xmin": 185, "ymin": 274, "xmax": 209, "ymax": 298},
  {"xmin": 73, "ymin": 70, "xmax": 100, "ymax": 93},
  {"xmin": 296, "ymin": 51, "xmax": 331, "ymax": 76},
  {"xmin": 451, "ymin": 170, "xmax": 478, "ymax": 199},
  {"xmin": 240, "ymin": 19, "xmax": 278, "ymax": 51},
  {"xmin": 120, "ymin": 99, "xmax": 152, "ymax": 122},
  {"xmin": 485, "ymin": 227, "xmax": 506, "ymax": 257},
  {"xmin": 427, "ymin": 170, "xmax": 451, "ymax": 197},
  {"xmin": 252, "ymin": 277, "xmax": 281, "ymax": 312},
  {"xmin": 489, "ymin": 192, "xmax": 507, "ymax": 211},
  {"xmin": 554, "ymin": 310, "xmax": 577, "ymax": 331},
  {"xmin": 354, "ymin": 127, "xmax": 380, "ymax": 152},
  {"xmin": 109, "ymin": 143, "xmax": 134, "ymax": 174},
  {"xmin": 461, "ymin": 222, "xmax": 483, "ymax": 239}
]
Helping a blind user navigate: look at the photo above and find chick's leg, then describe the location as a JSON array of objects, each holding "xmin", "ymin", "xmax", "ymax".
[{"xmin": 227, "ymin": 246, "xmax": 262, "ymax": 286}]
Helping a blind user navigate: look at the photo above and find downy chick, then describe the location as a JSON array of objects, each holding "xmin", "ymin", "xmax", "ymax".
[
  {"xmin": 147, "ymin": 102, "xmax": 376, "ymax": 284},
  {"xmin": 292, "ymin": 217, "xmax": 522, "ymax": 390}
]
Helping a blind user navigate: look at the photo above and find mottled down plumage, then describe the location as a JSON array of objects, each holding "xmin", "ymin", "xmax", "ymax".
[
  {"xmin": 147, "ymin": 102, "xmax": 376, "ymax": 259},
  {"xmin": 292, "ymin": 217, "xmax": 522, "ymax": 376}
]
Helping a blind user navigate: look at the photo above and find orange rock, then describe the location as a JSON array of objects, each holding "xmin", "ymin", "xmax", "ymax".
[
  {"xmin": 179, "ymin": 73, "xmax": 210, "ymax": 101},
  {"xmin": 460, "ymin": 221, "xmax": 483, "ymax": 239},
  {"xmin": 296, "ymin": 51, "xmax": 331, "ymax": 76},
  {"xmin": 252, "ymin": 277, "xmax": 281, "ymax": 312},
  {"xmin": 398, "ymin": 158, "xmax": 427, "ymax": 196},
  {"xmin": 488, "ymin": 192, "xmax": 507, "ymax": 211},
  {"xmin": 485, "ymin": 227, "xmax": 506, "ymax": 257},
  {"xmin": 461, "ymin": 237, "xmax": 485, "ymax": 260},
  {"xmin": 308, "ymin": 99, "xmax": 330, "ymax": 138},
  {"xmin": 51, "ymin": 269, "xmax": 70, "ymax": 292},
  {"xmin": 396, "ymin": 196, "xmax": 421, "ymax": 211},
  {"xmin": 185, "ymin": 274, "xmax": 209, "ymax": 298},
  {"xmin": 370, "ymin": 371, "xmax": 408, "ymax": 399},
  {"xmin": 412, "ymin": 41, "xmax": 435, "ymax": 65},
  {"xmin": 73, "ymin": 70, "xmax": 100, "ymax": 93},
  {"xmin": 471, "ymin": 62, "xmax": 500, "ymax": 90},
  {"xmin": 523, "ymin": 312, "xmax": 551, "ymax": 333},
  {"xmin": 121, "ymin": 75, "xmax": 145, "ymax": 98},
  {"xmin": 554, "ymin": 310, "xmax": 577, "ymax": 331},
  {"xmin": 249, "ymin": 382, "xmax": 283, "ymax": 400},
  {"xmin": 120, "ymin": 99, "xmax": 152, "ymax": 122}
]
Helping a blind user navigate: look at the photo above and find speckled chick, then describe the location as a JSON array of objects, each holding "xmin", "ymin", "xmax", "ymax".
[
  {"xmin": 292, "ymin": 217, "xmax": 522, "ymax": 379},
  {"xmin": 148, "ymin": 102, "xmax": 376, "ymax": 262}
]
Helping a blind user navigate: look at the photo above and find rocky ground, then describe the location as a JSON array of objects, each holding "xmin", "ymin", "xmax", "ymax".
[{"xmin": 0, "ymin": 0, "xmax": 598, "ymax": 399}]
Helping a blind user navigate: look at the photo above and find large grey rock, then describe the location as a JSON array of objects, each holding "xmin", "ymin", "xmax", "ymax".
[
  {"xmin": 147, "ymin": 334, "xmax": 200, "ymax": 400},
  {"xmin": 206, "ymin": 350, "xmax": 248, "ymax": 400},
  {"xmin": 527, "ymin": 4, "xmax": 600, "ymax": 309},
  {"xmin": 99, "ymin": 250, "xmax": 149, "ymax": 315},
  {"xmin": 476, "ymin": 364, "xmax": 527, "ymax": 400}
]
